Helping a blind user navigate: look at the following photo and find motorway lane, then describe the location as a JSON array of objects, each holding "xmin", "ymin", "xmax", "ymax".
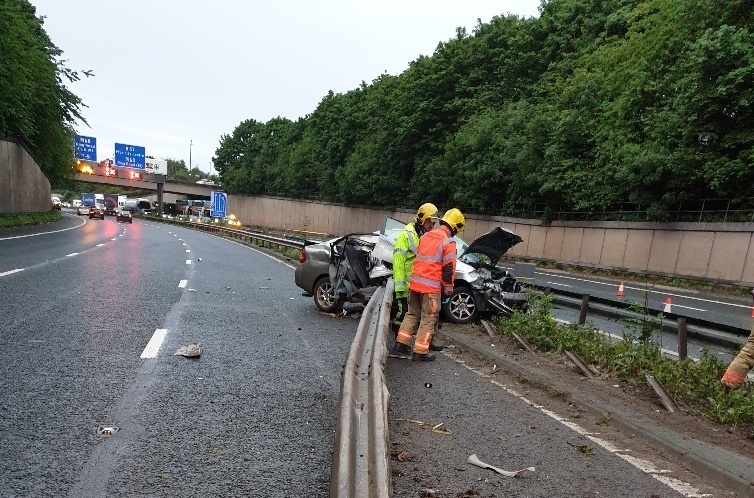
[
  {"xmin": 0, "ymin": 218, "xmax": 357, "ymax": 497},
  {"xmin": 387, "ymin": 349, "xmax": 710, "ymax": 497},
  {"xmin": 531, "ymin": 269, "xmax": 754, "ymax": 333}
]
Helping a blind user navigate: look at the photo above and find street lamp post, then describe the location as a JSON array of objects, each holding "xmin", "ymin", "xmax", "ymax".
[{"xmin": 189, "ymin": 140, "xmax": 193, "ymax": 174}]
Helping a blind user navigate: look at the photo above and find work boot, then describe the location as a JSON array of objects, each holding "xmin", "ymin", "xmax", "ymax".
[
  {"xmin": 429, "ymin": 339, "xmax": 445, "ymax": 351},
  {"xmin": 390, "ymin": 342, "xmax": 411, "ymax": 359},
  {"xmin": 412, "ymin": 352, "xmax": 436, "ymax": 362}
]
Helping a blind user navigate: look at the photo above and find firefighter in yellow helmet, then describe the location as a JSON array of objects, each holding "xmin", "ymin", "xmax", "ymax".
[
  {"xmin": 391, "ymin": 208, "xmax": 465, "ymax": 361},
  {"xmin": 391, "ymin": 203, "xmax": 439, "ymax": 333}
]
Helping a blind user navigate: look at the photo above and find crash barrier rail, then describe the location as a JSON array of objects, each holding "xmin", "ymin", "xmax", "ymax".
[
  {"xmin": 534, "ymin": 285, "xmax": 747, "ymax": 355},
  {"xmin": 143, "ymin": 215, "xmax": 306, "ymax": 252},
  {"xmin": 330, "ymin": 281, "xmax": 392, "ymax": 498}
]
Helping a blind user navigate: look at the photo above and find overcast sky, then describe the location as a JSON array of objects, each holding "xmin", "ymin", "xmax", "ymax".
[{"xmin": 32, "ymin": 1, "xmax": 541, "ymax": 176}]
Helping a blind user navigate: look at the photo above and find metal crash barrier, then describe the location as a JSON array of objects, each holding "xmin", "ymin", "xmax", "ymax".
[{"xmin": 330, "ymin": 281, "xmax": 393, "ymax": 498}]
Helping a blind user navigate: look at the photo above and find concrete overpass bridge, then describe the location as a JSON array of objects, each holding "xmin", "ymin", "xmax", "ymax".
[{"xmin": 74, "ymin": 170, "xmax": 220, "ymax": 214}]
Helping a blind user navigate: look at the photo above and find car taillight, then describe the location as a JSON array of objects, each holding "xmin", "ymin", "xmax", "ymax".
[{"xmin": 299, "ymin": 249, "xmax": 307, "ymax": 264}]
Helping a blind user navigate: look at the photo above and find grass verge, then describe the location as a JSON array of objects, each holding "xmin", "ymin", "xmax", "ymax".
[
  {"xmin": 493, "ymin": 295, "xmax": 754, "ymax": 433},
  {"xmin": 0, "ymin": 211, "xmax": 61, "ymax": 228}
]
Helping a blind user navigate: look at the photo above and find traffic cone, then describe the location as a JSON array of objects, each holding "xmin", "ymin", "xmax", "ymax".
[
  {"xmin": 663, "ymin": 298, "xmax": 672, "ymax": 313},
  {"xmin": 750, "ymin": 305, "xmax": 754, "ymax": 318},
  {"xmin": 617, "ymin": 281, "xmax": 625, "ymax": 297}
]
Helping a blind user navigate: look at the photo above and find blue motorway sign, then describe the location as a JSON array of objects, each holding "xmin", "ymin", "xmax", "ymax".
[
  {"xmin": 74, "ymin": 135, "xmax": 97, "ymax": 161},
  {"xmin": 114, "ymin": 143, "xmax": 146, "ymax": 168},
  {"xmin": 210, "ymin": 191, "xmax": 227, "ymax": 218}
]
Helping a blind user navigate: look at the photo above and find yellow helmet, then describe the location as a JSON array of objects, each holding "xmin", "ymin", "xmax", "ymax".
[
  {"xmin": 441, "ymin": 208, "xmax": 465, "ymax": 235},
  {"xmin": 415, "ymin": 203, "xmax": 439, "ymax": 224}
]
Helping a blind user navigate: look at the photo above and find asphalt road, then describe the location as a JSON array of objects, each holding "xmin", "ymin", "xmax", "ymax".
[
  {"xmin": 0, "ymin": 213, "xmax": 357, "ymax": 497},
  {"xmin": 1, "ymin": 213, "xmax": 745, "ymax": 497}
]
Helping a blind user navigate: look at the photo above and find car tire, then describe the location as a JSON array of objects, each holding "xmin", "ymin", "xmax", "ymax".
[
  {"xmin": 128, "ymin": 220, "xmax": 132, "ymax": 223},
  {"xmin": 313, "ymin": 276, "xmax": 342, "ymax": 313},
  {"xmin": 100, "ymin": 215, "xmax": 104, "ymax": 220},
  {"xmin": 442, "ymin": 285, "xmax": 479, "ymax": 324}
]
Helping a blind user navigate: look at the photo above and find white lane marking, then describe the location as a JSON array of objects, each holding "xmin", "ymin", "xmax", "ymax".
[
  {"xmin": 0, "ymin": 269, "xmax": 24, "ymax": 277},
  {"xmin": 186, "ymin": 249, "xmax": 190, "ymax": 253},
  {"xmin": 178, "ymin": 280, "xmax": 187, "ymax": 288},
  {"xmin": 111, "ymin": 238, "xmax": 117, "ymax": 241},
  {"xmin": 444, "ymin": 352, "xmax": 711, "ymax": 497},
  {"xmin": 539, "ymin": 271, "xmax": 745, "ymax": 309},
  {"xmin": 0, "ymin": 216, "xmax": 85, "ymax": 241},
  {"xmin": 140, "ymin": 329, "xmax": 168, "ymax": 359},
  {"xmin": 672, "ymin": 304, "xmax": 706, "ymax": 312},
  {"xmin": 96, "ymin": 243, "xmax": 105, "ymax": 247},
  {"xmin": 547, "ymin": 281, "xmax": 571, "ymax": 287},
  {"xmin": 118, "ymin": 234, "xmax": 123, "ymax": 237},
  {"xmin": 66, "ymin": 253, "xmax": 79, "ymax": 257},
  {"xmin": 186, "ymin": 260, "xmax": 192, "ymax": 264},
  {"xmin": 182, "ymin": 243, "xmax": 186, "ymax": 246}
]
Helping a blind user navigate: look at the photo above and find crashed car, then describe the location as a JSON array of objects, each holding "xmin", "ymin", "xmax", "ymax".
[
  {"xmin": 294, "ymin": 216, "xmax": 528, "ymax": 324},
  {"xmin": 444, "ymin": 227, "xmax": 528, "ymax": 323}
]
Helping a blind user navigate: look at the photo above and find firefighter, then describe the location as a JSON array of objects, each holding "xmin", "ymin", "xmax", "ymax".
[
  {"xmin": 391, "ymin": 203, "xmax": 439, "ymax": 333},
  {"xmin": 721, "ymin": 289, "xmax": 754, "ymax": 388},
  {"xmin": 391, "ymin": 208, "xmax": 465, "ymax": 361}
]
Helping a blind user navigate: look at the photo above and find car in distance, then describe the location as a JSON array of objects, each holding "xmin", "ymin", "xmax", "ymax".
[
  {"xmin": 51, "ymin": 196, "xmax": 62, "ymax": 210},
  {"xmin": 116, "ymin": 208, "xmax": 133, "ymax": 224},
  {"xmin": 88, "ymin": 205, "xmax": 105, "ymax": 219},
  {"xmin": 77, "ymin": 204, "xmax": 90, "ymax": 216}
]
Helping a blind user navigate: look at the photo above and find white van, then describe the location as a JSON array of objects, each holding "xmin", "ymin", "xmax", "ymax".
[{"xmin": 72, "ymin": 199, "xmax": 82, "ymax": 208}]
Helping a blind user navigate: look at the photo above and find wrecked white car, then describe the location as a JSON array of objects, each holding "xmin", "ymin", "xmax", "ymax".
[{"xmin": 295, "ymin": 216, "xmax": 529, "ymax": 324}]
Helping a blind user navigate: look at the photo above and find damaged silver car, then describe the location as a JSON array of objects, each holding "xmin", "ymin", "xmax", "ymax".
[{"xmin": 294, "ymin": 217, "xmax": 529, "ymax": 324}]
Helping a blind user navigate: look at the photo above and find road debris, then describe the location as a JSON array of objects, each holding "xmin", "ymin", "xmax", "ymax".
[
  {"xmin": 567, "ymin": 441, "xmax": 595, "ymax": 456},
  {"xmin": 174, "ymin": 342, "xmax": 202, "ymax": 358},
  {"xmin": 432, "ymin": 423, "xmax": 452, "ymax": 435},
  {"xmin": 467, "ymin": 454, "xmax": 534, "ymax": 477}
]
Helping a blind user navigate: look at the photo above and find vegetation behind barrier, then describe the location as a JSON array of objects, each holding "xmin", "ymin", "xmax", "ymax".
[{"xmin": 493, "ymin": 296, "xmax": 754, "ymax": 432}]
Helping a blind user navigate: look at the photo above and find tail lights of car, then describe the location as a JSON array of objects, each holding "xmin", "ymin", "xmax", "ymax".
[{"xmin": 299, "ymin": 249, "xmax": 307, "ymax": 264}]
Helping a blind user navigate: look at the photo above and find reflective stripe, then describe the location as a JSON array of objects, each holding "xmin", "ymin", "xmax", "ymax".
[
  {"xmin": 396, "ymin": 329, "xmax": 413, "ymax": 344},
  {"xmin": 394, "ymin": 247, "xmax": 410, "ymax": 255},
  {"xmin": 394, "ymin": 279, "xmax": 406, "ymax": 288},
  {"xmin": 410, "ymin": 274, "xmax": 441, "ymax": 291}
]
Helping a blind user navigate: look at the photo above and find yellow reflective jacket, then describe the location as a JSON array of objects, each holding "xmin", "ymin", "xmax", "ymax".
[{"xmin": 392, "ymin": 222, "xmax": 420, "ymax": 298}]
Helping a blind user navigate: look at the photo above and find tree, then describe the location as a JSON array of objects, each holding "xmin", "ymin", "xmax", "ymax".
[{"xmin": 0, "ymin": 0, "xmax": 91, "ymax": 186}]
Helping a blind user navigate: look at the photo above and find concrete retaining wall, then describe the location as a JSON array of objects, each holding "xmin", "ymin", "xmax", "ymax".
[
  {"xmin": 227, "ymin": 195, "xmax": 754, "ymax": 286},
  {"xmin": 0, "ymin": 139, "xmax": 51, "ymax": 214}
]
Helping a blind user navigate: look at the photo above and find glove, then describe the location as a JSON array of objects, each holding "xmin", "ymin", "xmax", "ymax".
[
  {"xmin": 395, "ymin": 289, "xmax": 408, "ymax": 300},
  {"xmin": 441, "ymin": 296, "xmax": 450, "ymax": 305}
]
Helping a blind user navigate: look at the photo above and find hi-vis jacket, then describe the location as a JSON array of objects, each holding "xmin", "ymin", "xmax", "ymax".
[
  {"xmin": 393, "ymin": 222, "xmax": 421, "ymax": 298},
  {"xmin": 409, "ymin": 225, "xmax": 456, "ymax": 295}
]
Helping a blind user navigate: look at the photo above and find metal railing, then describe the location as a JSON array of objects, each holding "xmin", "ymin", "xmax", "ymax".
[
  {"xmin": 145, "ymin": 215, "xmax": 306, "ymax": 252},
  {"xmin": 330, "ymin": 281, "xmax": 392, "ymax": 498}
]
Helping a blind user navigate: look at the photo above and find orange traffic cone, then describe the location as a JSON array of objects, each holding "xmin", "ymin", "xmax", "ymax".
[
  {"xmin": 617, "ymin": 281, "xmax": 625, "ymax": 297},
  {"xmin": 750, "ymin": 305, "xmax": 754, "ymax": 318},
  {"xmin": 663, "ymin": 298, "xmax": 672, "ymax": 313}
]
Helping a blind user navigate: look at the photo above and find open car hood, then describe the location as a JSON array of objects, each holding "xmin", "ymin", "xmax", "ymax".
[{"xmin": 460, "ymin": 227, "xmax": 522, "ymax": 265}]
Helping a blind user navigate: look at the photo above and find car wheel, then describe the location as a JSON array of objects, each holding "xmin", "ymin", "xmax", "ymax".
[
  {"xmin": 128, "ymin": 220, "xmax": 132, "ymax": 223},
  {"xmin": 313, "ymin": 276, "xmax": 342, "ymax": 313},
  {"xmin": 100, "ymin": 215, "xmax": 104, "ymax": 219},
  {"xmin": 442, "ymin": 286, "xmax": 479, "ymax": 324}
]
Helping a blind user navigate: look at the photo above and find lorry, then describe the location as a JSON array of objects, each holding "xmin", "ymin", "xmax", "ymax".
[
  {"xmin": 123, "ymin": 198, "xmax": 153, "ymax": 215},
  {"xmin": 103, "ymin": 194, "xmax": 127, "ymax": 215},
  {"xmin": 81, "ymin": 193, "xmax": 96, "ymax": 206}
]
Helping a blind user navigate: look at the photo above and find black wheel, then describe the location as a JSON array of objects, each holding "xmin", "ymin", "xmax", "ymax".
[
  {"xmin": 313, "ymin": 276, "xmax": 342, "ymax": 313},
  {"xmin": 100, "ymin": 214, "xmax": 104, "ymax": 219},
  {"xmin": 442, "ymin": 286, "xmax": 479, "ymax": 324}
]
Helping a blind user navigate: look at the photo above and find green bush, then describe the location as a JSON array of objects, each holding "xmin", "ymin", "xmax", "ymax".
[{"xmin": 494, "ymin": 295, "xmax": 754, "ymax": 428}]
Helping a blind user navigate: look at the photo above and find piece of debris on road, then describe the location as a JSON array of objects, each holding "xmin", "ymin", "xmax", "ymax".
[{"xmin": 175, "ymin": 342, "xmax": 202, "ymax": 358}]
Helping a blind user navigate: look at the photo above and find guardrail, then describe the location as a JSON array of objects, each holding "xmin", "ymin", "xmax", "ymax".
[
  {"xmin": 143, "ymin": 215, "xmax": 306, "ymax": 252},
  {"xmin": 330, "ymin": 281, "xmax": 392, "ymax": 498}
]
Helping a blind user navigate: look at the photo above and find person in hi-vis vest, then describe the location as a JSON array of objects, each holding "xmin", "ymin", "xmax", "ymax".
[{"xmin": 391, "ymin": 208, "xmax": 465, "ymax": 362}]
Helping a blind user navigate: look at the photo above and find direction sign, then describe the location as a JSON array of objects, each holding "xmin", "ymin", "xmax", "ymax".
[
  {"xmin": 74, "ymin": 135, "xmax": 97, "ymax": 161},
  {"xmin": 114, "ymin": 143, "xmax": 146, "ymax": 168},
  {"xmin": 210, "ymin": 191, "xmax": 227, "ymax": 218}
]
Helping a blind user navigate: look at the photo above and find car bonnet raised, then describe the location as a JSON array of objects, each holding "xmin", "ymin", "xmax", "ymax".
[{"xmin": 459, "ymin": 227, "xmax": 522, "ymax": 265}]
